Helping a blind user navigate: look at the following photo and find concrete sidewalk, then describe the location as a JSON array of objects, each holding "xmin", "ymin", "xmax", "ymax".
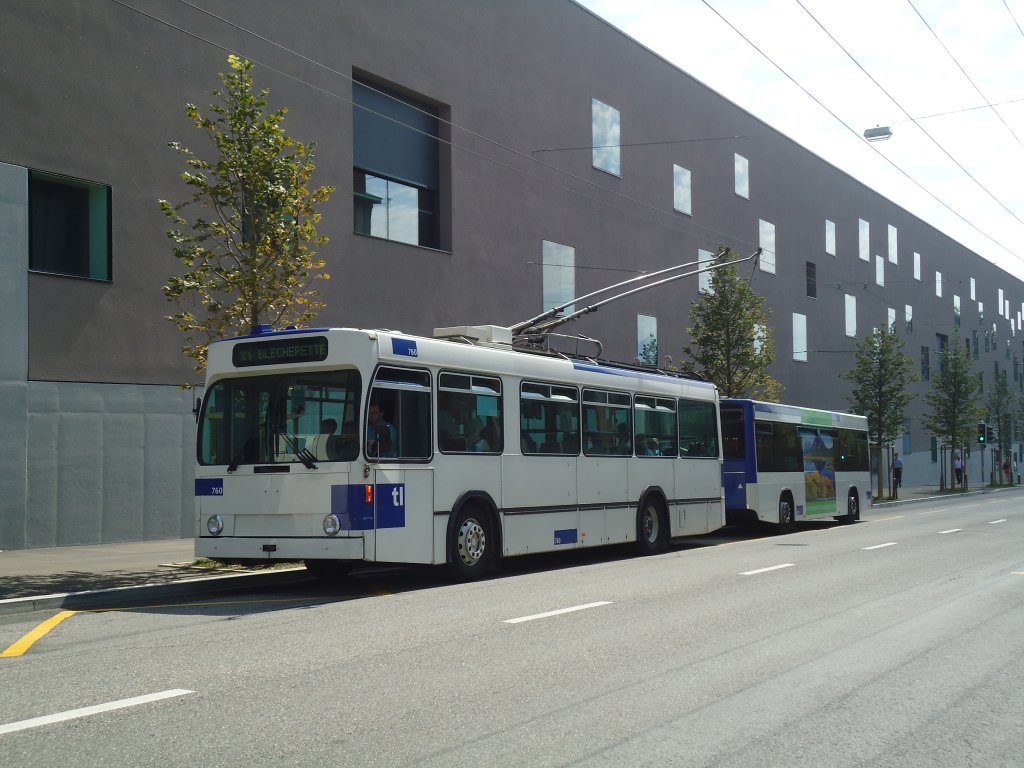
[{"xmin": 0, "ymin": 538, "xmax": 308, "ymax": 614}]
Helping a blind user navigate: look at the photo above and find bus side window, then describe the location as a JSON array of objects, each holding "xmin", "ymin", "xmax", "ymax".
[{"xmin": 369, "ymin": 366, "xmax": 431, "ymax": 461}]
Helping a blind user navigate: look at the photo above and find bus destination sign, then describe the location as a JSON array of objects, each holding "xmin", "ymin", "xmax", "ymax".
[{"xmin": 232, "ymin": 336, "xmax": 329, "ymax": 368}]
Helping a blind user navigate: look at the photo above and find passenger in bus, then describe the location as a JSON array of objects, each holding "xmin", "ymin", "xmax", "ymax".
[
  {"xmin": 615, "ymin": 423, "xmax": 632, "ymax": 454},
  {"xmin": 367, "ymin": 401, "xmax": 396, "ymax": 458},
  {"xmin": 311, "ymin": 418, "xmax": 337, "ymax": 461},
  {"xmin": 644, "ymin": 437, "xmax": 661, "ymax": 456},
  {"xmin": 467, "ymin": 417, "xmax": 489, "ymax": 452},
  {"xmin": 481, "ymin": 416, "xmax": 501, "ymax": 452},
  {"xmin": 438, "ymin": 402, "xmax": 465, "ymax": 451},
  {"xmin": 540, "ymin": 432, "xmax": 561, "ymax": 454}
]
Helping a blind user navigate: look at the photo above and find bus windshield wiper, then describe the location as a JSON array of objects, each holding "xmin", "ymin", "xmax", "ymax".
[
  {"xmin": 227, "ymin": 433, "xmax": 256, "ymax": 473},
  {"xmin": 277, "ymin": 431, "xmax": 318, "ymax": 470}
]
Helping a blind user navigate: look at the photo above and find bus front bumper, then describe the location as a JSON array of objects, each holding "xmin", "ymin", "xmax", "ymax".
[{"xmin": 196, "ymin": 536, "xmax": 365, "ymax": 561}]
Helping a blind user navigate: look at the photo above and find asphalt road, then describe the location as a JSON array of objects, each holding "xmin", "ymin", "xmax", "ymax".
[{"xmin": 1, "ymin": 491, "xmax": 1022, "ymax": 767}]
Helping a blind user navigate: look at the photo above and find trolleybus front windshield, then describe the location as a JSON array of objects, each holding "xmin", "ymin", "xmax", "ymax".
[{"xmin": 198, "ymin": 370, "xmax": 361, "ymax": 466}]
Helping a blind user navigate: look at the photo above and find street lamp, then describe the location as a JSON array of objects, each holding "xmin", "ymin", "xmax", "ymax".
[{"xmin": 863, "ymin": 126, "xmax": 893, "ymax": 142}]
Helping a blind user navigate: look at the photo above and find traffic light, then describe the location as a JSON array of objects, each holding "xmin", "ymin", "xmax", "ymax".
[
  {"xmin": 978, "ymin": 422, "xmax": 986, "ymax": 443},
  {"xmin": 987, "ymin": 425, "xmax": 996, "ymax": 444}
]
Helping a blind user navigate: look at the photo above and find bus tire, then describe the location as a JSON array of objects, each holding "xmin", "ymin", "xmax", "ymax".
[
  {"xmin": 304, "ymin": 559, "xmax": 354, "ymax": 582},
  {"xmin": 777, "ymin": 494, "xmax": 795, "ymax": 532},
  {"xmin": 636, "ymin": 497, "xmax": 668, "ymax": 554},
  {"xmin": 840, "ymin": 491, "xmax": 860, "ymax": 524},
  {"xmin": 450, "ymin": 505, "xmax": 492, "ymax": 580}
]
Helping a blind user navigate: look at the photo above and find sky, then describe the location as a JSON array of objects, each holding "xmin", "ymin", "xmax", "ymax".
[{"xmin": 576, "ymin": 0, "xmax": 1024, "ymax": 282}]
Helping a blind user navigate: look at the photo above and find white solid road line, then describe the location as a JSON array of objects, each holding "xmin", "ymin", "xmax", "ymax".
[
  {"xmin": 503, "ymin": 601, "xmax": 613, "ymax": 624},
  {"xmin": 939, "ymin": 529, "xmax": 963, "ymax": 534},
  {"xmin": 989, "ymin": 519, "xmax": 1008, "ymax": 524},
  {"xmin": 862, "ymin": 542, "xmax": 898, "ymax": 550},
  {"xmin": 0, "ymin": 690, "xmax": 194, "ymax": 736},
  {"xmin": 740, "ymin": 563, "xmax": 795, "ymax": 576}
]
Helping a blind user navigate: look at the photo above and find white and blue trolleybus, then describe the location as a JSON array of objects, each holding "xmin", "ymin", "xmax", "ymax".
[
  {"xmin": 194, "ymin": 324, "xmax": 727, "ymax": 579},
  {"xmin": 719, "ymin": 399, "xmax": 870, "ymax": 528}
]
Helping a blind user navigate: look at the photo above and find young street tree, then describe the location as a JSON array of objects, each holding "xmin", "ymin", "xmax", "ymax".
[
  {"xmin": 985, "ymin": 370, "xmax": 1016, "ymax": 483},
  {"xmin": 160, "ymin": 55, "xmax": 334, "ymax": 371},
  {"xmin": 681, "ymin": 250, "xmax": 783, "ymax": 401},
  {"xmin": 840, "ymin": 328, "xmax": 917, "ymax": 499},
  {"xmin": 920, "ymin": 337, "xmax": 982, "ymax": 490}
]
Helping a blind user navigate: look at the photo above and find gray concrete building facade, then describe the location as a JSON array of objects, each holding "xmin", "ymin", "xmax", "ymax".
[{"xmin": 2, "ymin": 0, "xmax": 1022, "ymax": 549}]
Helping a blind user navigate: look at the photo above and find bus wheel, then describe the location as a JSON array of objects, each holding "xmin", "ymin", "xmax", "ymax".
[
  {"xmin": 304, "ymin": 559, "xmax": 354, "ymax": 582},
  {"xmin": 637, "ymin": 498, "xmax": 668, "ymax": 554},
  {"xmin": 841, "ymin": 492, "xmax": 860, "ymax": 524},
  {"xmin": 451, "ymin": 507, "xmax": 492, "ymax": 580},
  {"xmin": 777, "ymin": 495, "xmax": 795, "ymax": 532}
]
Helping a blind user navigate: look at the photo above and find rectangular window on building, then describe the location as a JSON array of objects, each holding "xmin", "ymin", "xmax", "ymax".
[
  {"xmin": 734, "ymin": 153, "xmax": 749, "ymax": 198},
  {"xmin": 806, "ymin": 261, "xmax": 816, "ymax": 298},
  {"xmin": 888, "ymin": 224, "xmax": 898, "ymax": 264},
  {"xmin": 954, "ymin": 295, "xmax": 961, "ymax": 327},
  {"xmin": 921, "ymin": 345, "xmax": 930, "ymax": 381},
  {"xmin": 637, "ymin": 314, "xmax": 658, "ymax": 365},
  {"xmin": 875, "ymin": 255, "xmax": 885, "ymax": 287},
  {"xmin": 971, "ymin": 277, "xmax": 976, "ymax": 301},
  {"xmin": 973, "ymin": 330, "xmax": 979, "ymax": 359},
  {"xmin": 859, "ymin": 218, "xmax": 870, "ymax": 262},
  {"xmin": 592, "ymin": 99, "xmax": 621, "ymax": 176},
  {"xmin": 673, "ymin": 164, "xmax": 691, "ymax": 215},
  {"xmin": 759, "ymin": 219, "xmax": 775, "ymax": 274},
  {"xmin": 845, "ymin": 294, "xmax": 857, "ymax": 338},
  {"xmin": 935, "ymin": 271, "xmax": 943, "ymax": 298},
  {"xmin": 698, "ymin": 248, "xmax": 714, "ymax": 294},
  {"xmin": 888, "ymin": 307, "xmax": 896, "ymax": 332},
  {"xmin": 914, "ymin": 252, "xmax": 921, "ymax": 280},
  {"xmin": 905, "ymin": 304, "xmax": 913, "ymax": 333},
  {"xmin": 753, "ymin": 323, "xmax": 765, "ymax": 353},
  {"xmin": 825, "ymin": 219, "xmax": 836, "ymax": 256},
  {"xmin": 352, "ymin": 77, "xmax": 443, "ymax": 249},
  {"xmin": 979, "ymin": 301, "xmax": 984, "ymax": 321},
  {"xmin": 28, "ymin": 170, "xmax": 111, "ymax": 280},
  {"xmin": 542, "ymin": 240, "xmax": 575, "ymax": 314},
  {"xmin": 793, "ymin": 313, "xmax": 807, "ymax": 362}
]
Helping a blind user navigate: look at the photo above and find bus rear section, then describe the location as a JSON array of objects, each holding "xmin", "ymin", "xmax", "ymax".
[{"xmin": 721, "ymin": 399, "xmax": 868, "ymax": 527}]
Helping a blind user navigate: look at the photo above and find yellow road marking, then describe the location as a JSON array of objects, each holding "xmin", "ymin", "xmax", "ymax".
[{"xmin": 1, "ymin": 610, "xmax": 78, "ymax": 658}]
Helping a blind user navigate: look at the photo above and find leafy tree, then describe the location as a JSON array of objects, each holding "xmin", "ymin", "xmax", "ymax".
[
  {"xmin": 160, "ymin": 55, "xmax": 334, "ymax": 371},
  {"xmin": 841, "ymin": 328, "xmax": 917, "ymax": 499},
  {"xmin": 638, "ymin": 333, "xmax": 658, "ymax": 365},
  {"xmin": 920, "ymin": 336, "xmax": 981, "ymax": 489},
  {"xmin": 681, "ymin": 250, "xmax": 783, "ymax": 400},
  {"xmin": 985, "ymin": 370, "xmax": 1016, "ymax": 483}
]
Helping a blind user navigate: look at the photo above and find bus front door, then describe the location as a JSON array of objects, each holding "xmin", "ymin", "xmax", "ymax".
[{"xmin": 370, "ymin": 467, "xmax": 435, "ymax": 564}]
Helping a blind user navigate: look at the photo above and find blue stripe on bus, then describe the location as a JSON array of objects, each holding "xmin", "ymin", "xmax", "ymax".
[
  {"xmin": 330, "ymin": 483, "xmax": 406, "ymax": 530},
  {"xmin": 571, "ymin": 361, "xmax": 716, "ymax": 389},
  {"xmin": 391, "ymin": 338, "xmax": 419, "ymax": 358},
  {"xmin": 554, "ymin": 529, "xmax": 578, "ymax": 545},
  {"xmin": 195, "ymin": 478, "xmax": 224, "ymax": 496}
]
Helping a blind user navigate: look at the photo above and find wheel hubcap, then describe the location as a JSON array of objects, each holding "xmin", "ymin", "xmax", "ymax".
[
  {"xmin": 643, "ymin": 507, "xmax": 659, "ymax": 542},
  {"xmin": 781, "ymin": 502, "xmax": 792, "ymax": 524},
  {"xmin": 457, "ymin": 518, "xmax": 486, "ymax": 566}
]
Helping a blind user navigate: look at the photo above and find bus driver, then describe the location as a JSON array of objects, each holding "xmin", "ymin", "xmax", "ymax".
[{"xmin": 367, "ymin": 401, "xmax": 396, "ymax": 458}]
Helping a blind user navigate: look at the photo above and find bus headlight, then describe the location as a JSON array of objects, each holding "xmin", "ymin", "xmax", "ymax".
[
  {"xmin": 323, "ymin": 514, "xmax": 341, "ymax": 536},
  {"xmin": 206, "ymin": 514, "xmax": 224, "ymax": 536}
]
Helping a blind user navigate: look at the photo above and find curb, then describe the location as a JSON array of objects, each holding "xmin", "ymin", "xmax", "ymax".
[
  {"xmin": 0, "ymin": 566, "xmax": 312, "ymax": 617},
  {"xmin": 872, "ymin": 484, "xmax": 1021, "ymax": 508}
]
